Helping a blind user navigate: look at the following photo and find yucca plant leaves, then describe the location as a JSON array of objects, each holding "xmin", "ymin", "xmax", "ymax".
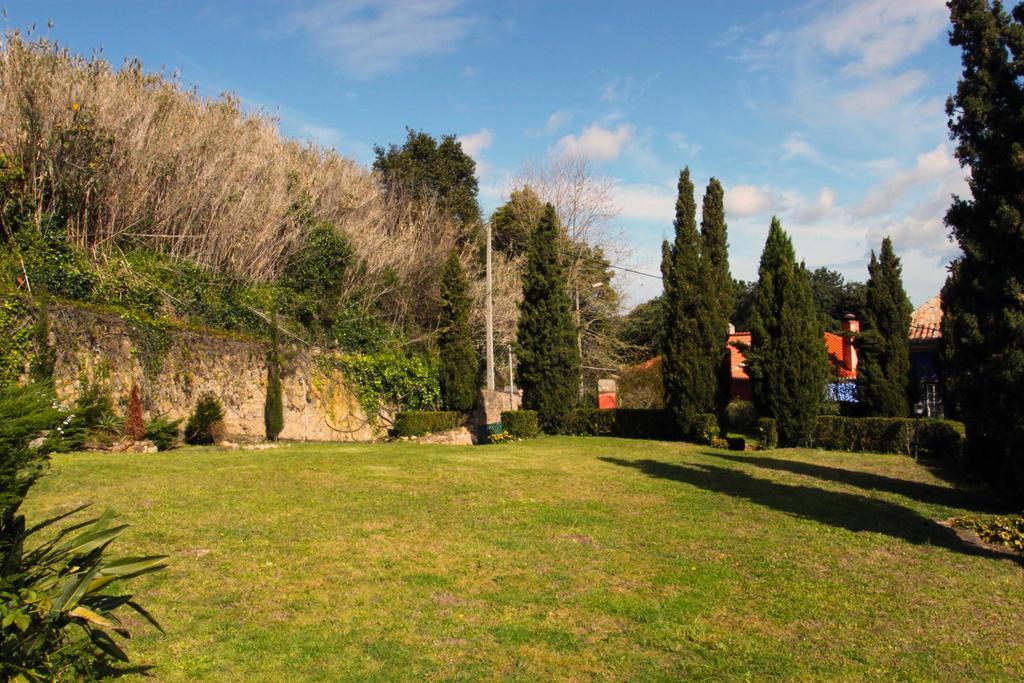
[{"xmin": 68, "ymin": 605, "xmax": 118, "ymax": 629}]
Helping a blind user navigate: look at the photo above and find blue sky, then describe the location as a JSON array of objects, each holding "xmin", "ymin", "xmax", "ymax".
[{"xmin": 10, "ymin": 0, "xmax": 964, "ymax": 308}]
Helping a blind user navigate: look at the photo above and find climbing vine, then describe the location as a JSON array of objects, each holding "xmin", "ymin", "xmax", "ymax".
[
  {"xmin": 324, "ymin": 352, "xmax": 440, "ymax": 422},
  {"xmin": 0, "ymin": 296, "xmax": 33, "ymax": 385},
  {"xmin": 122, "ymin": 310, "xmax": 174, "ymax": 381}
]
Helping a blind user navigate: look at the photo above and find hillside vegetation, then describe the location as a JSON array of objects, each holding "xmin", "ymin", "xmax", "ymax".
[{"xmin": 0, "ymin": 31, "xmax": 473, "ymax": 349}]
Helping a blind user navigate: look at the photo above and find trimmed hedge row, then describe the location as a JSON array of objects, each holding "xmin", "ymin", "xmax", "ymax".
[
  {"xmin": 563, "ymin": 408, "xmax": 682, "ymax": 441},
  {"xmin": 393, "ymin": 411, "xmax": 463, "ymax": 437},
  {"xmin": 500, "ymin": 410, "xmax": 540, "ymax": 439},
  {"xmin": 814, "ymin": 416, "xmax": 965, "ymax": 461}
]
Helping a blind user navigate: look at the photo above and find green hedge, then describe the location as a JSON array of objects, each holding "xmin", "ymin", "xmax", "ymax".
[
  {"xmin": 814, "ymin": 416, "xmax": 966, "ymax": 461},
  {"xmin": 500, "ymin": 410, "xmax": 540, "ymax": 439},
  {"xmin": 563, "ymin": 408, "xmax": 681, "ymax": 440},
  {"xmin": 695, "ymin": 413, "xmax": 720, "ymax": 445},
  {"xmin": 393, "ymin": 411, "xmax": 463, "ymax": 437},
  {"xmin": 725, "ymin": 400, "xmax": 758, "ymax": 434},
  {"xmin": 758, "ymin": 418, "xmax": 779, "ymax": 450}
]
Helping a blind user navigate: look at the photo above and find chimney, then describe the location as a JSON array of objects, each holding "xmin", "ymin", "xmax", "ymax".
[{"xmin": 842, "ymin": 314, "xmax": 859, "ymax": 374}]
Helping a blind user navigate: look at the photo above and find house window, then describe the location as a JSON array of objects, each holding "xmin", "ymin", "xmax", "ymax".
[{"xmin": 915, "ymin": 381, "xmax": 944, "ymax": 418}]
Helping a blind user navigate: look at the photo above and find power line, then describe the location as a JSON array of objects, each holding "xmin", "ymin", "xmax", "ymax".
[{"xmin": 606, "ymin": 263, "xmax": 662, "ymax": 280}]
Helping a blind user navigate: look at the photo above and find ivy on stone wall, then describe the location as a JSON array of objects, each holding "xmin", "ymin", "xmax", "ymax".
[
  {"xmin": 122, "ymin": 310, "xmax": 174, "ymax": 382},
  {"xmin": 0, "ymin": 296, "xmax": 33, "ymax": 385},
  {"xmin": 326, "ymin": 352, "xmax": 440, "ymax": 423}
]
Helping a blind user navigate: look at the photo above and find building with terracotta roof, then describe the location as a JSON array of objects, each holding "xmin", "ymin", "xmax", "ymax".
[
  {"xmin": 726, "ymin": 316, "xmax": 860, "ymax": 402},
  {"xmin": 909, "ymin": 295, "xmax": 943, "ymax": 417}
]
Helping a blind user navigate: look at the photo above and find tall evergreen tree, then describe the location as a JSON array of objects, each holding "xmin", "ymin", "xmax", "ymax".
[
  {"xmin": 745, "ymin": 218, "xmax": 827, "ymax": 446},
  {"xmin": 516, "ymin": 203, "xmax": 580, "ymax": 432},
  {"xmin": 661, "ymin": 168, "xmax": 714, "ymax": 435},
  {"xmin": 438, "ymin": 252, "xmax": 478, "ymax": 413},
  {"xmin": 699, "ymin": 178, "xmax": 732, "ymax": 414},
  {"xmin": 264, "ymin": 312, "xmax": 284, "ymax": 441},
  {"xmin": 858, "ymin": 238, "xmax": 912, "ymax": 417},
  {"xmin": 942, "ymin": 0, "xmax": 1024, "ymax": 497}
]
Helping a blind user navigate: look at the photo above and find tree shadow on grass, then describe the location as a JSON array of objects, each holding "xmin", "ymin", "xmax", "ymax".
[
  {"xmin": 598, "ymin": 456, "xmax": 1018, "ymax": 562},
  {"xmin": 704, "ymin": 452, "xmax": 1009, "ymax": 514}
]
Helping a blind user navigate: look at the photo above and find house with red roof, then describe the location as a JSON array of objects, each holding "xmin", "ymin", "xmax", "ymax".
[
  {"xmin": 909, "ymin": 295, "xmax": 943, "ymax": 417},
  {"xmin": 726, "ymin": 315, "xmax": 860, "ymax": 402}
]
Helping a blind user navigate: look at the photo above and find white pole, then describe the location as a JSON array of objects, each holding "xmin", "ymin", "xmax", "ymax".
[
  {"xmin": 485, "ymin": 221, "xmax": 495, "ymax": 391},
  {"xmin": 508, "ymin": 345, "xmax": 514, "ymax": 407}
]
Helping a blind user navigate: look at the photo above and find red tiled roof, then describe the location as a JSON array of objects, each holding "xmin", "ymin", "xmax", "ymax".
[
  {"xmin": 727, "ymin": 332, "xmax": 752, "ymax": 380},
  {"xmin": 910, "ymin": 295, "xmax": 942, "ymax": 342},
  {"xmin": 824, "ymin": 331, "xmax": 856, "ymax": 379}
]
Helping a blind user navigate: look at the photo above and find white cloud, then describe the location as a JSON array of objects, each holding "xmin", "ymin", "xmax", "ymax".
[
  {"xmin": 668, "ymin": 132, "xmax": 702, "ymax": 157},
  {"xmin": 836, "ymin": 70, "xmax": 930, "ymax": 117},
  {"xmin": 612, "ymin": 182, "xmax": 676, "ymax": 222},
  {"xmin": 726, "ymin": 184, "xmax": 776, "ymax": 217},
  {"xmin": 458, "ymin": 128, "xmax": 494, "ymax": 159},
  {"xmin": 557, "ymin": 123, "xmax": 635, "ymax": 162},
  {"xmin": 793, "ymin": 187, "xmax": 836, "ymax": 224},
  {"xmin": 296, "ymin": 123, "xmax": 343, "ymax": 148},
  {"xmin": 288, "ymin": 0, "xmax": 478, "ymax": 79},
  {"xmin": 805, "ymin": 0, "xmax": 949, "ymax": 78},
  {"xmin": 854, "ymin": 143, "xmax": 960, "ymax": 217},
  {"xmin": 781, "ymin": 133, "xmax": 817, "ymax": 161},
  {"xmin": 546, "ymin": 110, "xmax": 571, "ymax": 134},
  {"xmin": 867, "ymin": 214, "xmax": 958, "ymax": 261}
]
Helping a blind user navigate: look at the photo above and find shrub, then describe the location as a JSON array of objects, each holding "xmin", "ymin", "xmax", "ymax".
[
  {"xmin": 264, "ymin": 316, "xmax": 284, "ymax": 441},
  {"xmin": 144, "ymin": 416, "xmax": 181, "ymax": 451},
  {"xmin": 915, "ymin": 419, "xmax": 966, "ymax": 463},
  {"xmin": 758, "ymin": 418, "xmax": 778, "ymax": 450},
  {"xmin": 564, "ymin": 408, "xmax": 616, "ymax": 437},
  {"xmin": 124, "ymin": 384, "xmax": 145, "ymax": 440},
  {"xmin": 393, "ymin": 411, "xmax": 462, "ymax": 437},
  {"xmin": 695, "ymin": 413, "xmax": 720, "ymax": 445},
  {"xmin": 725, "ymin": 400, "xmax": 758, "ymax": 434},
  {"xmin": 488, "ymin": 431, "xmax": 515, "ymax": 445},
  {"xmin": 727, "ymin": 436, "xmax": 746, "ymax": 451},
  {"xmin": 812, "ymin": 417, "xmax": 966, "ymax": 460},
  {"xmin": 500, "ymin": 410, "xmax": 540, "ymax": 439},
  {"xmin": 184, "ymin": 393, "xmax": 225, "ymax": 445},
  {"xmin": 950, "ymin": 515, "xmax": 1024, "ymax": 555},
  {"xmin": 1, "ymin": 382, "xmax": 165, "ymax": 678},
  {"xmin": 0, "ymin": 507, "xmax": 167, "ymax": 679}
]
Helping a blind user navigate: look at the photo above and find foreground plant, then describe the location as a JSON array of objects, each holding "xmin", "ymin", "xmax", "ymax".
[{"xmin": 0, "ymin": 383, "xmax": 167, "ymax": 680}]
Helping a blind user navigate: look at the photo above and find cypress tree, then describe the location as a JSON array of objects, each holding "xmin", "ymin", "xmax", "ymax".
[
  {"xmin": 124, "ymin": 383, "xmax": 146, "ymax": 440},
  {"xmin": 858, "ymin": 238, "xmax": 912, "ymax": 417},
  {"xmin": 438, "ymin": 252, "xmax": 478, "ymax": 413},
  {"xmin": 264, "ymin": 312, "xmax": 284, "ymax": 441},
  {"xmin": 745, "ymin": 218, "xmax": 827, "ymax": 446},
  {"xmin": 516, "ymin": 203, "xmax": 580, "ymax": 433},
  {"xmin": 699, "ymin": 178, "xmax": 732, "ymax": 415},
  {"xmin": 942, "ymin": 0, "xmax": 1024, "ymax": 497},
  {"xmin": 661, "ymin": 168, "xmax": 714, "ymax": 436}
]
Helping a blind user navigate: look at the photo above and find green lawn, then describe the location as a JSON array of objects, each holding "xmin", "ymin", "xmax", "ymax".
[{"xmin": 24, "ymin": 437, "xmax": 1024, "ymax": 681}]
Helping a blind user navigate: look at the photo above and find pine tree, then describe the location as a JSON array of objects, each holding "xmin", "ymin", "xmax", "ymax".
[
  {"xmin": 264, "ymin": 312, "xmax": 284, "ymax": 441},
  {"xmin": 516, "ymin": 203, "xmax": 581, "ymax": 433},
  {"xmin": 661, "ymin": 168, "xmax": 714, "ymax": 436},
  {"xmin": 699, "ymin": 178, "xmax": 732, "ymax": 415},
  {"xmin": 858, "ymin": 238, "xmax": 912, "ymax": 417},
  {"xmin": 942, "ymin": 0, "xmax": 1024, "ymax": 497},
  {"xmin": 438, "ymin": 252, "xmax": 478, "ymax": 413},
  {"xmin": 745, "ymin": 218, "xmax": 827, "ymax": 446}
]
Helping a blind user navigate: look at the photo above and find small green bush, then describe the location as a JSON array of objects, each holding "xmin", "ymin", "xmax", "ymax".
[
  {"xmin": 915, "ymin": 419, "xmax": 966, "ymax": 462},
  {"xmin": 144, "ymin": 416, "xmax": 182, "ymax": 451},
  {"xmin": 725, "ymin": 400, "xmax": 758, "ymax": 434},
  {"xmin": 758, "ymin": 418, "xmax": 778, "ymax": 449},
  {"xmin": 813, "ymin": 416, "xmax": 966, "ymax": 460},
  {"xmin": 564, "ymin": 408, "xmax": 616, "ymax": 436},
  {"xmin": 727, "ymin": 436, "xmax": 746, "ymax": 451},
  {"xmin": 500, "ymin": 410, "xmax": 540, "ymax": 439},
  {"xmin": 184, "ymin": 393, "xmax": 225, "ymax": 445},
  {"xmin": 393, "ymin": 411, "xmax": 462, "ymax": 437},
  {"xmin": 695, "ymin": 413, "xmax": 720, "ymax": 445}
]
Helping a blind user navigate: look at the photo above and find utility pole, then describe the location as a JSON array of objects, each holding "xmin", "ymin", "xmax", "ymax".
[
  {"xmin": 485, "ymin": 221, "xmax": 495, "ymax": 391},
  {"xmin": 508, "ymin": 344, "xmax": 515, "ymax": 406},
  {"xmin": 575, "ymin": 285, "xmax": 583, "ymax": 398}
]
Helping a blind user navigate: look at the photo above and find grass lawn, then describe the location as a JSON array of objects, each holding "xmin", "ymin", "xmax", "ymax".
[{"xmin": 24, "ymin": 437, "xmax": 1024, "ymax": 681}]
